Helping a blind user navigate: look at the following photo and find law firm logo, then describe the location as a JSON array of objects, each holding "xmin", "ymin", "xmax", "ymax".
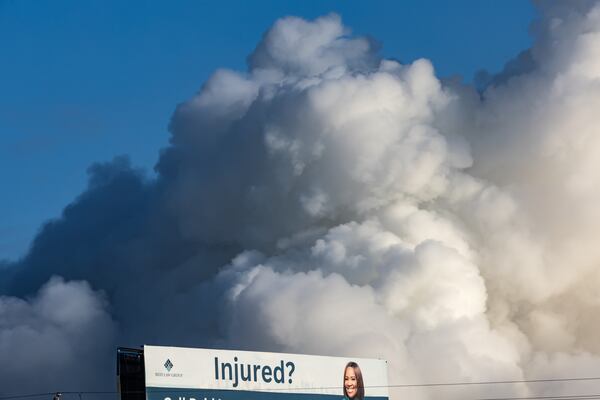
[{"xmin": 154, "ymin": 357, "xmax": 181, "ymax": 378}]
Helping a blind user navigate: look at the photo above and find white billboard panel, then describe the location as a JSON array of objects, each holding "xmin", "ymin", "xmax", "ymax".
[{"xmin": 144, "ymin": 345, "xmax": 388, "ymax": 400}]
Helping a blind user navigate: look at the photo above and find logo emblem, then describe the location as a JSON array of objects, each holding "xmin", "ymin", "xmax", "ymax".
[{"xmin": 164, "ymin": 359, "xmax": 173, "ymax": 372}]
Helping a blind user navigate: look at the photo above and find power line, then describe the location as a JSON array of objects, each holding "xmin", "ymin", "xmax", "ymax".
[
  {"xmin": 0, "ymin": 393, "xmax": 123, "ymax": 400},
  {"xmin": 0, "ymin": 394, "xmax": 55, "ymax": 400},
  {"xmin": 4, "ymin": 377, "xmax": 600, "ymax": 400},
  {"xmin": 473, "ymin": 394, "xmax": 600, "ymax": 400},
  {"xmin": 140, "ymin": 376, "xmax": 600, "ymax": 390},
  {"xmin": 386, "ymin": 376, "xmax": 600, "ymax": 388},
  {"xmin": 6, "ymin": 392, "xmax": 600, "ymax": 400}
]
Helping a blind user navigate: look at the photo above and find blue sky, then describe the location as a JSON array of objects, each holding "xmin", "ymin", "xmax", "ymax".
[{"xmin": 0, "ymin": 0, "xmax": 535, "ymax": 261}]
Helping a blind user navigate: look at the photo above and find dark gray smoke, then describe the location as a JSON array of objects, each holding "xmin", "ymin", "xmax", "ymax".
[{"xmin": 3, "ymin": 4, "xmax": 600, "ymax": 399}]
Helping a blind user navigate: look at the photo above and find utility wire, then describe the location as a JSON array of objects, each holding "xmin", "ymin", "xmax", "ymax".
[
  {"xmin": 386, "ymin": 376, "xmax": 600, "ymax": 388},
  {"xmin": 0, "ymin": 394, "xmax": 56, "ymax": 400},
  {"xmin": 142, "ymin": 376, "xmax": 600, "ymax": 391},
  {"xmin": 6, "ymin": 392, "xmax": 600, "ymax": 400},
  {"xmin": 473, "ymin": 394, "xmax": 600, "ymax": 400},
  {"xmin": 4, "ymin": 377, "xmax": 600, "ymax": 400}
]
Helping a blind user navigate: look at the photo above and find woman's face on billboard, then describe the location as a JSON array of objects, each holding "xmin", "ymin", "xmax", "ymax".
[{"xmin": 344, "ymin": 366, "xmax": 358, "ymax": 398}]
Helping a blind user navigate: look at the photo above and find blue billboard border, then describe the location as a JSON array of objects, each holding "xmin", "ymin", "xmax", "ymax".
[{"xmin": 147, "ymin": 387, "xmax": 389, "ymax": 400}]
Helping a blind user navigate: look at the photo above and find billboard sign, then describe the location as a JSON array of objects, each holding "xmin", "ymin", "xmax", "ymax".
[{"xmin": 144, "ymin": 345, "xmax": 388, "ymax": 400}]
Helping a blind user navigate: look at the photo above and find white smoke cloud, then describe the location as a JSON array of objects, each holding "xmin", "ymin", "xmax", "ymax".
[
  {"xmin": 3, "ymin": 3, "xmax": 600, "ymax": 399},
  {"xmin": 179, "ymin": 6, "xmax": 600, "ymax": 399},
  {"xmin": 0, "ymin": 277, "xmax": 116, "ymax": 393},
  {"xmin": 248, "ymin": 14, "xmax": 376, "ymax": 76}
]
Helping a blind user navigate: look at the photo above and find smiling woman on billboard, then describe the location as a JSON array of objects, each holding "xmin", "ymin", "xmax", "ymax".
[{"xmin": 343, "ymin": 362, "xmax": 365, "ymax": 400}]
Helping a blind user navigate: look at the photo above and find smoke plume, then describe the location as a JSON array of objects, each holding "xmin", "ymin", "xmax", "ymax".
[{"xmin": 3, "ymin": 3, "xmax": 600, "ymax": 399}]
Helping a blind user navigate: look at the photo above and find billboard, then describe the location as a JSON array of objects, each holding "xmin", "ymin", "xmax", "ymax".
[{"xmin": 144, "ymin": 345, "xmax": 388, "ymax": 400}]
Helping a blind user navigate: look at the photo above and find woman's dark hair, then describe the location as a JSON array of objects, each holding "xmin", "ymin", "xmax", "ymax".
[{"xmin": 343, "ymin": 361, "xmax": 365, "ymax": 400}]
